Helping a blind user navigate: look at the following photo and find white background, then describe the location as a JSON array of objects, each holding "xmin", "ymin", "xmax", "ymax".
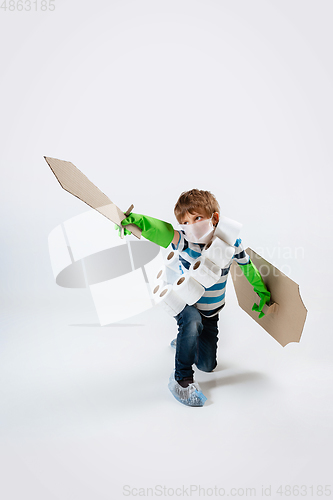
[{"xmin": 1, "ymin": 1, "xmax": 332, "ymax": 499}]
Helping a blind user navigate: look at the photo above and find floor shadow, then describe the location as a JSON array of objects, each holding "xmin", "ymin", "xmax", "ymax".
[
  {"xmin": 198, "ymin": 370, "xmax": 269, "ymax": 406},
  {"xmin": 210, "ymin": 364, "xmax": 233, "ymax": 373}
]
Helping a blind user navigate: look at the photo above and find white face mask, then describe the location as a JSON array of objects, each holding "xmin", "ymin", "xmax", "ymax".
[{"xmin": 179, "ymin": 217, "xmax": 215, "ymax": 244}]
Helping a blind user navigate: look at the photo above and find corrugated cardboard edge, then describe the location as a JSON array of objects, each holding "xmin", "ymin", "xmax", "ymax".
[{"xmin": 230, "ymin": 248, "xmax": 307, "ymax": 347}]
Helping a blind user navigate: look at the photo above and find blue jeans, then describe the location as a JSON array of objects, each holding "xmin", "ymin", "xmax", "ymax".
[{"xmin": 174, "ymin": 305, "xmax": 221, "ymax": 381}]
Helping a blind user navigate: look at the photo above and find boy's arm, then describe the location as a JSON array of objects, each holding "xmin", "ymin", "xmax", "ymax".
[
  {"xmin": 171, "ymin": 230, "xmax": 180, "ymax": 247},
  {"xmin": 239, "ymin": 260, "xmax": 271, "ymax": 318},
  {"xmin": 120, "ymin": 212, "xmax": 176, "ymax": 248},
  {"xmin": 233, "ymin": 239, "xmax": 270, "ymax": 318}
]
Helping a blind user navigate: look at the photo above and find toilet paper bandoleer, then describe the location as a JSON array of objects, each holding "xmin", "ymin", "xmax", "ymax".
[{"xmin": 118, "ymin": 189, "xmax": 270, "ymax": 408}]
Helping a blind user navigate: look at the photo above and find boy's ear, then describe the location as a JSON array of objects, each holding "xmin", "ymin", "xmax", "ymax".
[{"xmin": 212, "ymin": 212, "xmax": 219, "ymax": 226}]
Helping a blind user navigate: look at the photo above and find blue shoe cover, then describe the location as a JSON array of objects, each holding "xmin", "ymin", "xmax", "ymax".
[
  {"xmin": 168, "ymin": 372, "xmax": 207, "ymax": 407},
  {"xmin": 170, "ymin": 339, "xmax": 177, "ymax": 349}
]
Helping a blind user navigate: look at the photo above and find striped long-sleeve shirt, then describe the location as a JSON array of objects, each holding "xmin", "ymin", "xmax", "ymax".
[{"xmin": 172, "ymin": 231, "xmax": 250, "ymax": 317}]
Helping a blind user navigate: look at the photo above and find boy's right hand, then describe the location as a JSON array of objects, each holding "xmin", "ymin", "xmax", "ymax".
[
  {"xmin": 116, "ymin": 212, "xmax": 174, "ymax": 248},
  {"xmin": 114, "ymin": 223, "xmax": 131, "ymax": 238}
]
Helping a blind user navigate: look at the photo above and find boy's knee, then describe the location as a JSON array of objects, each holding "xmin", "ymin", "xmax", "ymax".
[
  {"xmin": 181, "ymin": 307, "xmax": 203, "ymax": 334},
  {"xmin": 179, "ymin": 317, "xmax": 202, "ymax": 339},
  {"xmin": 196, "ymin": 359, "xmax": 217, "ymax": 372},
  {"xmin": 189, "ymin": 320, "xmax": 203, "ymax": 337}
]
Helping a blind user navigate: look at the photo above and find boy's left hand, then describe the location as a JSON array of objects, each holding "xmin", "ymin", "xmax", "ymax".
[
  {"xmin": 239, "ymin": 259, "xmax": 271, "ymax": 319},
  {"xmin": 252, "ymin": 291, "xmax": 270, "ymax": 318}
]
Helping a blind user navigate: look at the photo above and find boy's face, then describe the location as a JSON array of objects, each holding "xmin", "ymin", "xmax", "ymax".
[{"xmin": 180, "ymin": 210, "xmax": 219, "ymax": 226}]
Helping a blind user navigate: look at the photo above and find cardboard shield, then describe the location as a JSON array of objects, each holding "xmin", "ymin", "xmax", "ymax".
[{"xmin": 230, "ymin": 248, "xmax": 307, "ymax": 347}]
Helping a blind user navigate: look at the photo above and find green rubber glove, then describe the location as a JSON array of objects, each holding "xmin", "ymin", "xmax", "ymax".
[
  {"xmin": 115, "ymin": 224, "xmax": 131, "ymax": 237},
  {"xmin": 240, "ymin": 260, "xmax": 271, "ymax": 318},
  {"xmin": 120, "ymin": 212, "xmax": 174, "ymax": 248}
]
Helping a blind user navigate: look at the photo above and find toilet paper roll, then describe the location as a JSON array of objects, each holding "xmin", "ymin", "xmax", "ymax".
[
  {"xmin": 152, "ymin": 282, "xmax": 165, "ymax": 300},
  {"xmin": 155, "ymin": 284, "xmax": 187, "ymax": 316},
  {"xmin": 214, "ymin": 216, "xmax": 242, "ymax": 246},
  {"xmin": 203, "ymin": 237, "xmax": 235, "ymax": 268},
  {"xmin": 155, "ymin": 265, "xmax": 180, "ymax": 285},
  {"xmin": 151, "ymin": 279, "xmax": 166, "ymax": 295},
  {"xmin": 190, "ymin": 257, "xmax": 221, "ymax": 288},
  {"xmin": 174, "ymin": 274, "xmax": 205, "ymax": 305},
  {"xmin": 163, "ymin": 250, "xmax": 180, "ymax": 272}
]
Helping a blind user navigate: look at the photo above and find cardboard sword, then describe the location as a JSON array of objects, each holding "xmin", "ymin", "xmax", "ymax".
[{"xmin": 44, "ymin": 157, "xmax": 141, "ymax": 239}]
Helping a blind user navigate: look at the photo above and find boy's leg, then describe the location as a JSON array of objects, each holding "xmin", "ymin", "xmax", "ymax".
[
  {"xmin": 195, "ymin": 313, "xmax": 220, "ymax": 373},
  {"xmin": 169, "ymin": 305, "xmax": 212, "ymax": 407},
  {"xmin": 174, "ymin": 305, "xmax": 203, "ymax": 382}
]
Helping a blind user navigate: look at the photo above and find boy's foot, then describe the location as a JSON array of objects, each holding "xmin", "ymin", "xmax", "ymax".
[
  {"xmin": 170, "ymin": 339, "xmax": 177, "ymax": 349},
  {"xmin": 168, "ymin": 372, "xmax": 207, "ymax": 407}
]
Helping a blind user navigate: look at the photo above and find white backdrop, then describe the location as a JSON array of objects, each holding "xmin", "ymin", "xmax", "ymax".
[{"xmin": 1, "ymin": 1, "xmax": 333, "ymax": 499}]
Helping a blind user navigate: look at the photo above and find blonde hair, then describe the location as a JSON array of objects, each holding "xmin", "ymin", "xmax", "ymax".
[{"xmin": 174, "ymin": 189, "xmax": 220, "ymax": 223}]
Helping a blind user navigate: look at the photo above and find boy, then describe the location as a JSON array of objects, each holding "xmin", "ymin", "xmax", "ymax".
[{"xmin": 120, "ymin": 189, "xmax": 270, "ymax": 407}]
